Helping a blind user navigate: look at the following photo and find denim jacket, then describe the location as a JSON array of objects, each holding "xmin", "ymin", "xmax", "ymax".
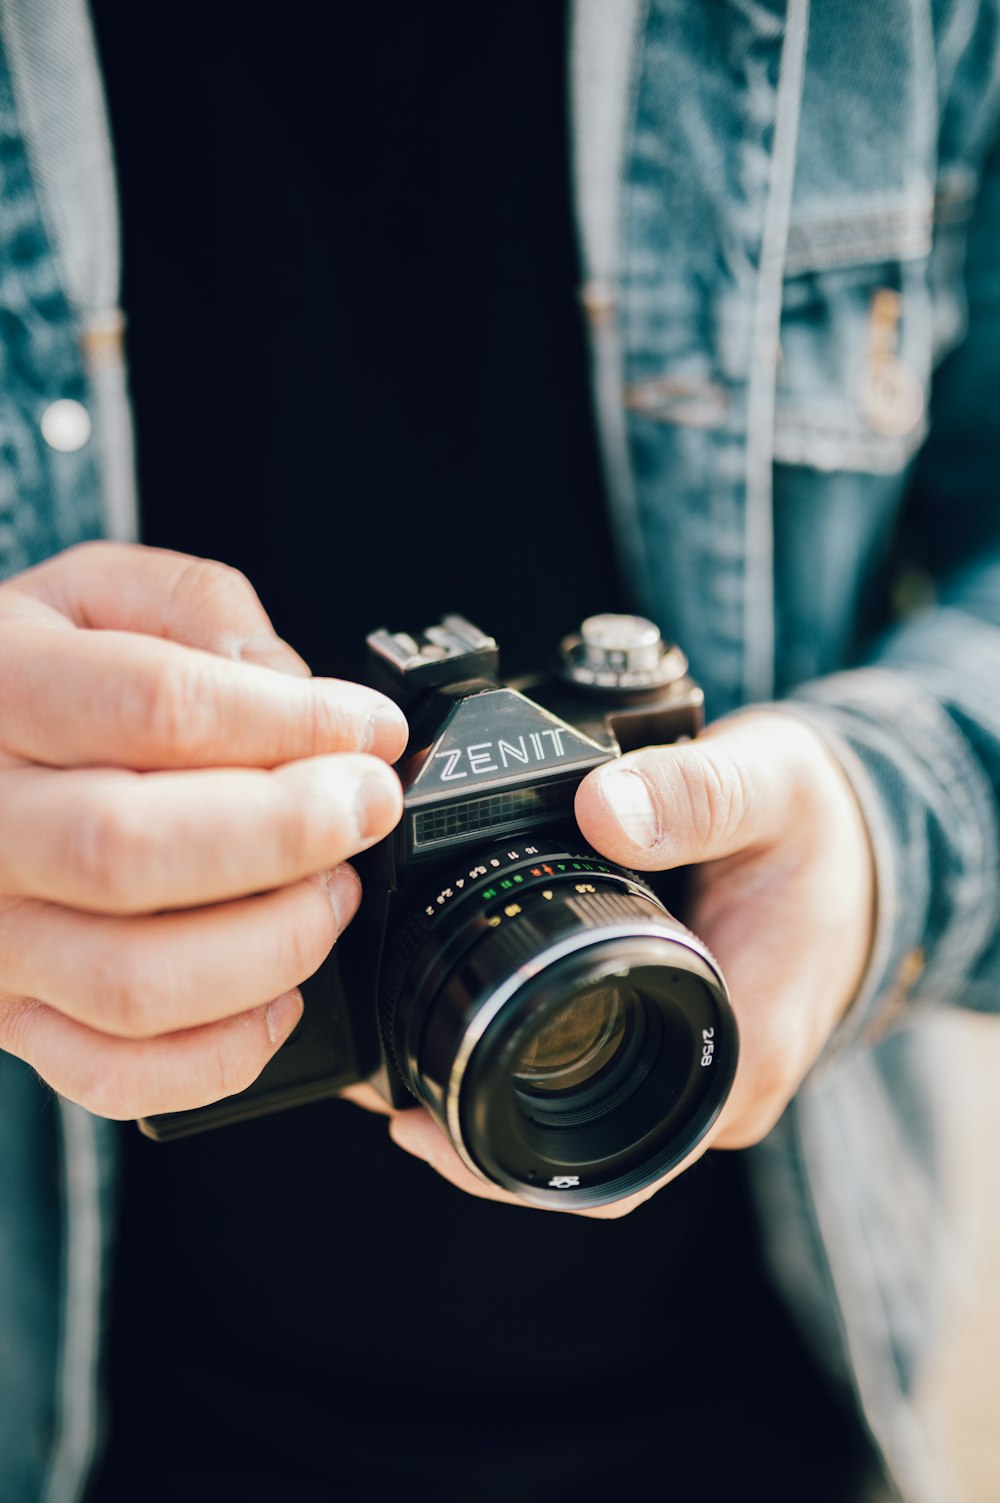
[{"xmin": 3, "ymin": 2, "xmax": 1000, "ymax": 1499}]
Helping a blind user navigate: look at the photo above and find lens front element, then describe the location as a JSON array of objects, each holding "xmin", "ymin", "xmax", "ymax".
[{"xmin": 512, "ymin": 983, "xmax": 626, "ymax": 1092}]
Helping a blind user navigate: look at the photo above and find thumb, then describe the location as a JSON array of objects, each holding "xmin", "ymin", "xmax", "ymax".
[{"xmin": 574, "ymin": 713, "xmax": 811, "ymax": 871}]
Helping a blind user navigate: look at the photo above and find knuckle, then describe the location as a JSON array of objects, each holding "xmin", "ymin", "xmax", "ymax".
[
  {"xmin": 170, "ymin": 557, "xmax": 259, "ymax": 621},
  {"xmin": 203, "ymin": 1029, "xmax": 266, "ymax": 1102},
  {"xmin": 281, "ymin": 888, "xmax": 336, "ymax": 982},
  {"xmin": 273, "ymin": 780, "xmax": 320, "ymax": 870},
  {"xmin": 75, "ymin": 1056, "xmax": 136, "ymax": 1120},
  {"xmin": 138, "ymin": 658, "xmax": 219, "ymax": 764},
  {"xmin": 89, "ymin": 940, "xmax": 169, "ymax": 1039},
  {"xmin": 303, "ymin": 691, "xmax": 351, "ymax": 754},
  {"xmin": 0, "ymin": 994, "xmax": 44, "ymax": 1058},
  {"xmin": 670, "ymin": 748, "xmax": 752, "ymax": 851},
  {"xmin": 70, "ymin": 799, "xmax": 157, "ymax": 910}
]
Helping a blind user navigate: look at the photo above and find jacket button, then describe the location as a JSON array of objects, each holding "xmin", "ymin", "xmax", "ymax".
[
  {"xmin": 40, "ymin": 398, "xmax": 92, "ymax": 453},
  {"xmin": 862, "ymin": 355, "xmax": 925, "ymax": 438}
]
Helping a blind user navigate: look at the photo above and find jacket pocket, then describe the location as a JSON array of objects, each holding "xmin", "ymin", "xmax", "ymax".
[{"xmin": 774, "ymin": 183, "xmax": 974, "ymax": 476}]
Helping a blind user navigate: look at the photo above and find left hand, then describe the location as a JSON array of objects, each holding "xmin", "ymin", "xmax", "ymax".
[{"xmin": 369, "ymin": 711, "xmax": 876, "ymax": 1217}]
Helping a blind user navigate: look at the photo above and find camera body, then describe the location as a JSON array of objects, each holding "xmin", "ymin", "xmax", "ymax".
[{"xmin": 141, "ymin": 615, "xmax": 736, "ymax": 1209}]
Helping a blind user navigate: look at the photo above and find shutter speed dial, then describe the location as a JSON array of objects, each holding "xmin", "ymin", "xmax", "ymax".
[{"xmin": 559, "ymin": 614, "xmax": 688, "ymax": 694}]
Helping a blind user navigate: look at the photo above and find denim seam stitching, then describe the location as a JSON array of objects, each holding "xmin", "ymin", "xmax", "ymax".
[
  {"xmin": 41, "ymin": 1101, "xmax": 103, "ymax": 1503},
  {"xmin": 742, "ymin": 0, "xmax": 811, "ymax": 703}
]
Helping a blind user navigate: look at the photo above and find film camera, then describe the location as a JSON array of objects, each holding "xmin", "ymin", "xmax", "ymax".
[{"xmin": 141, "ymin": 614, "xmax": 738, "ymax": 1209}]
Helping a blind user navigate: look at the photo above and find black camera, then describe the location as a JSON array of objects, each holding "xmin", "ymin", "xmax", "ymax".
[{"xmin": 141, "ymin": 614, "xmax": 737, "ymax": 1209}]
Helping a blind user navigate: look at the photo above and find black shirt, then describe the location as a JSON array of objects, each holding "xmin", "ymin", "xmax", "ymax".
[{"xmin": 87, "ymin": 7, "xmax": 876, "ymax": 1500}]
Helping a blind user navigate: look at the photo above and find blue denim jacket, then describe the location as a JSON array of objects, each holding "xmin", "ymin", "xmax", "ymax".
[{"xmin": 3, "ymin": 2, "xmax": 1000, "ymax": 1499}]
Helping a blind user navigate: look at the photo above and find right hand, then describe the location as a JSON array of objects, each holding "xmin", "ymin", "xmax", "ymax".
[{"xmin": 0, "ymin": 541, "xmax": 407, "ymax": 1119}]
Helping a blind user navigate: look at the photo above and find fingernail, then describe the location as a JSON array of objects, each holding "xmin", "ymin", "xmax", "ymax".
[
  {"xmin": 264, "ymin": 990, "xmax": 304, "ymax": 1046},
  {"xmin": 596, "ymin": 766, "xmax": 659, "ymax": 849},
  {"xmin": 363, "ymin": 700, "xmax": 409, "ymax": 758},
  {"xmin": 355, "ymin": 762, "xmax": 401, "ymax": 841},
  {"xmin": 317, "ymin": 864, "xmax": 362, "ymax": 930}
]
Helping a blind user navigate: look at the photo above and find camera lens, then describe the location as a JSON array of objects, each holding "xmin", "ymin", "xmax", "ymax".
[{"xmin": 380, "ymin": 845, "xmax": 737, "ymax": 1209}]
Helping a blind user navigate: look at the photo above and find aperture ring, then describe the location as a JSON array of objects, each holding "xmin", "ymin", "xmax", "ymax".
[{"xmin": 376, "ymin": 844, "xmax": 661, "ymax": 1088}]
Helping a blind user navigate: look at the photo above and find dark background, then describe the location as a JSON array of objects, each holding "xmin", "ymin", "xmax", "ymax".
[{"xmin": 94, "ymin": 0, "xmax": 621, "ymax": 683}]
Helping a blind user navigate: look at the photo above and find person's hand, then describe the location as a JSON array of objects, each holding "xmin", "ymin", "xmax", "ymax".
[
  {"xmin": 384, "ymin": 711, "xmax": 875, "ymax": 1216},
  {"xmin": 0, "ymin": 541, "xmax": 407, "ymax": 1118}
]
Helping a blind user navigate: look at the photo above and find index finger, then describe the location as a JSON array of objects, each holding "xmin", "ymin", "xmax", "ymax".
[
  {"xmin": 0, "ymin": 621, "xmax": 408, "ymax": 769},
  {"xmin": 9, "ymin": 541, "xmax": 311, "ymax": 674}
]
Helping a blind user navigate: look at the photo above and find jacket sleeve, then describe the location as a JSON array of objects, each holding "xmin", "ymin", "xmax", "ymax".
[{"xmin": 783, "ymin": 135, "xmax": 1000, "ymax": 1050}]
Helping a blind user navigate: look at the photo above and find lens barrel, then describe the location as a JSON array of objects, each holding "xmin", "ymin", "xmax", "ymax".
[{"xmin": 379, "ymin": 845, "xmax": 737, "ymax": 1209}]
